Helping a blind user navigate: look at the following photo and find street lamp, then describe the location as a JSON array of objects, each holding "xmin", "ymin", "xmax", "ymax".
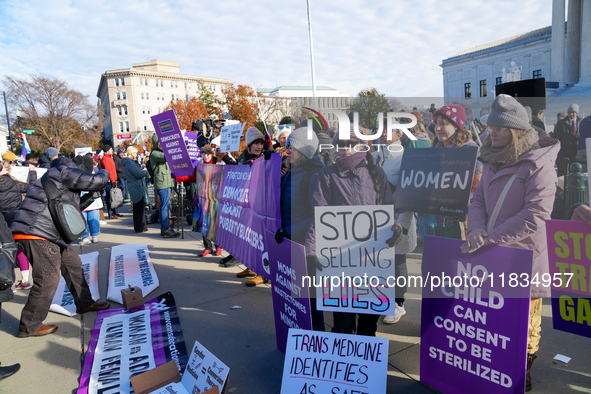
[{"xmin": 13, "ymin": 109, "xmax": 22, "ymax": 153}]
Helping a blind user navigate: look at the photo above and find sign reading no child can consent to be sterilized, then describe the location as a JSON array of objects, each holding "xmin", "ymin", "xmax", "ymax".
[
  {"xmin": 281, "ymin": 328, "xmax": 388, "ymax": 394},
  {"xmin": 395, "ymin": 147, "xmax": 478, "ymax": 217}
]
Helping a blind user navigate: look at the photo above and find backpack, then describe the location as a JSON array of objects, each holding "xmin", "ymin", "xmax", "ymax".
[
  {"xmin": 41, "ymin": 173, "xmax": 87, "ymax": 243},
  {"xmin": 109, "ymin": 187, "xmax": 124, "ymax": 209}
]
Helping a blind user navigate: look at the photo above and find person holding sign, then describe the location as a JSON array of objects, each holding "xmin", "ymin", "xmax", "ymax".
[
  {"xmin": 306, "ymin": 125, "xmax": 403, "ymax": 336},
  {"xmin": 418, "ymin": 104, "xmax": 482, "ymax": 240},
  {"xmin": 460, "ymin": 94, "xmax": 559, "ymax": 392}
]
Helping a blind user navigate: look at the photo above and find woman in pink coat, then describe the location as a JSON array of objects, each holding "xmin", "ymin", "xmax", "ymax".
[{"xmin": 460, "ymin": 94, "xmax": 559, "ymax": 392}]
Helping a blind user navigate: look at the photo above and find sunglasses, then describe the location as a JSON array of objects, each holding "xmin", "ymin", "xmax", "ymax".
[{"xmin": 278, "ymin": 124, "xmax": 292, "ymax": 131}]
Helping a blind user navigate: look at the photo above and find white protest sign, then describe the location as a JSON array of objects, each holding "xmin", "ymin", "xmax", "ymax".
[
  {"xmin": 107, "ymin": 244, "xmax": 159, "ymax": 304},
  {"xmin": 314, "ymin": 205, "xmax": 396, "ymax": 315},
  {"xmin": 281, "ymin": 328, "xmax": 388, "ymax": 394},
  {"xmin": 10, "ymin": 166, "xmax": 47, "ymax": 183},
  {"xmin": 50, "ymin": 251, "xmax": 100, "ymax": 316},
  {"xmin": 89, "ymin": 310, "xmax": 155, "ymax": 394},
  {"xmin": 219, "ymin": 122, "xmax": 244, "ymax": 153},
  {"xmin": 75, "ymin": 147, "xmax": 94, "ymax": 156},
  {"xmin": 151, "ymin": 340, "xmax": 230, "ymax": 394}
]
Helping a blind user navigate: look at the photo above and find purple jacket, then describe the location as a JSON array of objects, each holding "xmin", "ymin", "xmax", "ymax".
[
  {"xmin": 305, "ymin": 158, "xmax": 395, "ymax": 257},
  {"xmin": 468, "ymin": 137, "xmax": 559, "ymax": 297}
]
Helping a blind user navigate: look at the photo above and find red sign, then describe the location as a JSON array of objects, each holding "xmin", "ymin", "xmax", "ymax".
[{"xmin": 116, "ymin": 133, "xmax": 132, "ymax": 140}]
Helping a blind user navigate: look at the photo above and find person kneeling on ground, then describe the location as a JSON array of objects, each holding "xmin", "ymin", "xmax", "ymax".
[{"xmin": 11, "ymin": 157, "xmax": 112, "ymax": 338}]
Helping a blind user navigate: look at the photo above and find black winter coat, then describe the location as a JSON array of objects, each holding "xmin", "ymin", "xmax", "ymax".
[
  {"xmin": 114, "ymin": 154, "xmax": 126, "ymax": 180},
  {"xmin": 0, "ymin": 170, "xmax": 37, "ymax": 225},
  {"xmin": 38, "ymin": 154, "xmax": 51, "ymax": 169},
  {"xmin": 0, "ymin": 213, "xmax": 16, "ymax": 303},
  {"xmin": 10, "ymin": 157, "xmax": 110, "ymax": 248}
]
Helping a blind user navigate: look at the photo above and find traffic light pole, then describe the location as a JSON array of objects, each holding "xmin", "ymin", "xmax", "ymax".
[{"xmin": 2, "ymin": 91, "xmax": 14, "ymax": 152}]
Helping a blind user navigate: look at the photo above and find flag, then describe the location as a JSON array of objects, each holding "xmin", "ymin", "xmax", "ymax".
[{"xmin": 20, "ymin": 133, "xmax": 31, "ymax": 161}]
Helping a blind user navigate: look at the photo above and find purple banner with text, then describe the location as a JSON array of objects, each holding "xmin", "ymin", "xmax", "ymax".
[
  {"xmin": 420, "ymin": 236, "xmax": 532, "ymax": 394},
  {"xmin": 151, "ymin": 110, "xmax": 194, "ymax": 177},
  {"xmin": 546, "ymin": 220, "xmax": 591, "ymax": 338}
]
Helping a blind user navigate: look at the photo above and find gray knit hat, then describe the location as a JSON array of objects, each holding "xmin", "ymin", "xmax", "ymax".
[
  {"xmin": 245, "ymin": 127, "xmax": 264, "ymax": 147},
  {"xmin": 568, "ymin": 103, "xmax": 579, "ymax": 114},
  {"xmin": 288, "ymin": 127, "xmax": 318, "ymax": 159},
  {"xmin": 557, "ymin": 111, "xmax": 567, "ymax": 118},
  {"xmin": 486, "ymin": 94, "xmax": 531, "ymax": 131}
]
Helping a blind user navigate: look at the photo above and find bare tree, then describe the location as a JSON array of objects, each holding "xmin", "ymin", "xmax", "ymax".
[
  {"xmin": 257, "ymin": 96, "xmax": 294, "ymax": 126},
  {"xmin": 2, "ymin": 75, "xmax": 105, "ymax": 153}
]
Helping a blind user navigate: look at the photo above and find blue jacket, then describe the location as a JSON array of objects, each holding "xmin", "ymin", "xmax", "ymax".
[
  {"xmin": 122, "ymin": 157, "xmax": 148, "ymax": 204},
  {"xmin": 280, "ymin": 156, "xmax": 324, "ymax": 244}
]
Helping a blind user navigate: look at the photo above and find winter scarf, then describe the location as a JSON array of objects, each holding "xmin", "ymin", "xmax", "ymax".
[
  {"xmin": 479, "ymin": 128, "xmax": 539, "ymax": 167},
  {"xmin": 335, "ymin": 151, "xmax": 366, "ymax": 172}
]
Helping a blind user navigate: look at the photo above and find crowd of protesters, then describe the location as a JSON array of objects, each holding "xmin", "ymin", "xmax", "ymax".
[{"xmin": 1, "ymin": 96, "xmax": 590, "ymax": 391}]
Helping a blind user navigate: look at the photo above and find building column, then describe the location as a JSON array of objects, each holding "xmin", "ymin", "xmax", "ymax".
[
  {"xmin": 551, "ymin": 0, "xmax": 566, "ymax": 85},
  {"xmin": 578, "ymin": 0, "xmax": 591, "ymax": 84},
  {"xmin": 565, "ymin": 0, "xmax": 582, "ymax": 85}
]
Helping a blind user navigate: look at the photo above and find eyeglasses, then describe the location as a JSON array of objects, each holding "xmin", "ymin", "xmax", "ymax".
[{"xmin": 278, "ymin": 124, "xmax": 292, "ymax": 131}]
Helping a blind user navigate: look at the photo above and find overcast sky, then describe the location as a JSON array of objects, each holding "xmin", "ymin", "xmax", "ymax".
[{"xmin": 0, "ymin": 0, "xmax": 553, "ymax": 102}]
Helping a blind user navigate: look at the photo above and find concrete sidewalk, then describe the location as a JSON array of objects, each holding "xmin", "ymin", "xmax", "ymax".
[{"xmin": 0, "ymin": 204, "xmax": 589, "ymax": 393}]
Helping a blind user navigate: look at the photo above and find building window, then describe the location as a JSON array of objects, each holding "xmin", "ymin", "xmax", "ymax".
[
  {"xmin": 119, "ymin": 122, "xmax": 124, "ymax": 132},
  {"xmin": 170, "ymin": 81, "xmax": 174, "ymax": 88},
  {"xmin": 115, "ymin": 78, "xmax": 119, "ymax": 87},
  {"xmin": 125, "ymin": 122, "xmax": 129, "ymax": 132},
  {"xmin": 533, "ymin": 69, "xmax": 542, "ymax": 79},
  {"xmin": 171, "ymin": 94, "xmax": 175, "ymax": 101},
  {"xmin": 480, "ymin": 80, "xmax": 487, "ymax": 97},
  {"xmin": 124, "ymin": 106, "xmax": 128, "ymax": 115},
  {"xmin": 175, "ymin": 81, "xmax": 178, "ymax": 88},
  {"xmin": 146, "ymin": 92, "xmax": 149, "ymax": 100},
  {"xmin": 142, "ymin": 106, "xmax": 146, "ymax": 114},
  {"xmin": 147, "ymin": 107, "xmax": 151, "ymax": 115},
  {"xmin": 186, "ymin": 94, "xmax": 190, "ymax": 100},
  {"xmin": 121, "ymin": 78, "xmax": 125, "ymax": 86},
  {"xmin": 160, "ymin": 80, "xmax": 163, "ymax": 87},
  {"xmin": 184, "ymin": 82, "xmax": 187, "ymax": 89},
  {"xmin": 175, "ymin": 94, "xmax": 179, "ymax": 100},
  {"xmin": 122, "ymin": 92, "xmax": 126, "ymax": 99},
  {"xmin": 144, "ymin": 121, "xmax": 148, "ymax": 131},
  {"xmin": 188, "ymin": 83, "xmax": 191, "ymax": 89},
  {"xmin": 118, "ymin": 107, "xmax": 122, "ymax": 116},
  {"xmin": 464, "ymin": 82, "xmax": 471, "ymax": 98},
  {"xmin": 141, "ymin": 92, "xmax": 145, "ymax": 100},
  {"xmin": 495, "ymin": 76, "xmax": 502, "ymax": 85},
  {"xmin": 116, "ymin": 92, "xmax": 121, "ymax": 100}
]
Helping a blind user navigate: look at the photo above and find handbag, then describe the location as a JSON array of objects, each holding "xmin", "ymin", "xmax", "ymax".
[
  {"xmin": 41, "ymin": 173, "xmax": 88, "ymax": 243},
  {"xmin": 0, "ymin": 242, "xmax": 19, "ymax": 291}
]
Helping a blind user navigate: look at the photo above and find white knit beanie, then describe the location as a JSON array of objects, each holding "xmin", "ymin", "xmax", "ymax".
[
  {"xmin": 245, "ymin": 127, "xmax": 265, "ymax": 147},
  {"xmin": 288, "ymin": 127, "xmax": 318, "ymax": 159}
]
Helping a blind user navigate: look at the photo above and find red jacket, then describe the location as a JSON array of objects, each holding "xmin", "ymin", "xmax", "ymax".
[{"xmin": 101, "ymin": 154, "xmax": 118, "ymax": 183}]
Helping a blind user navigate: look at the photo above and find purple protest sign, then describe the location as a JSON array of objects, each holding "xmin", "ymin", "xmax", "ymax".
[
  {"xmin": 183, "ymin": 131, "xmax": 201, "ymax": 165},
  {"xmin": 215, "ymin": 154, "xmax": 281, "ymax": 279},
  {"xmin": 266, "ymin": 232, "xmax": 312, "ymax": 354},
  {"xmin": 421, "ymin": 236, "xmax": 532, "ymax": 394},
  {"xmin": 546, "ymin": 220, "xmax": 591, "ymax": 338},
  {"xmin": 151, "ymin": 110, "xmax": 194, "ymax": 177}
]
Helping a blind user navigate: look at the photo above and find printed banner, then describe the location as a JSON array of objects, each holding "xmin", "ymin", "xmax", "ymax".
[
  {"xmin": 546, "ymin": 220, "xmax": 591, "ymax": 338},
  {"xmin": 50, "ymin": 251, "xmax": 100, "ymax": 316},
  {"xmin": 281, "ymin": 328, "xmax": 388, "ymax": 393},
  {"xmin": 396, "ymin": 147, "xmax": 478, "ymax": 216},
  {"xmin": 152, "ymin": 340, "xmax": 230, "ymax": 394},
  {"xmin": 151, "ymin": 110, "xmax": 194, "ymax": 177},
  {"xmin": 314, "ymin": 205, "xmax": 397, "ymax": 315},
  {"xmin": 266, "ymin": 232, "xmax": 312, "ymax": 354},
  {"xmin": 215, "ymin": 154, "xmax": 282, "ymax": 279},
  {"xmin": 107, "ymin": 244, "xmax": 159, "ymax": 304},
  {"xmin": 78, "ymin": 292, "xmax": 189, "ymax": 394},
  {"xmin": 219, "ymin": 122, "xmax": 244, "ymax": 153},
  {"xmin": 420, "ymin": 236, "xmax": 532, "ymax": 394},
  {"xmin": 195, "ymin": 163, "xmax": 224, "ymax": 242}
]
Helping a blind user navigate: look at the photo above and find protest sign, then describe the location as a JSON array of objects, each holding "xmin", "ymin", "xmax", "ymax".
[
  {"xmin": 313, "ymin": 205, "xmax": 397, "ymax": 315},
  {"xmin": 215, "ymin": 154, "xmax": 281, "ymax": 279},
  {"xmin": 195, "ymin": 163, "xmax": 224, "ymax": 242},
  {"xmin": 50, "ymin": 252, "xmax": 100, "ymax": 316},
  {"xmin": 151, "ymin": 340, "xmax": 230, "ymax": 394},
  {"xmin": 420, "ymin": 236, "xmax": 532, "ymax": 394},
  {"xmin": 151, "ymin": 110, "xmax": 194, "ymax": 177},
  {"xmin": 396, "ymin": 147, "xmax": 478, "ymax": 217},
  {"xmin": 183, "ymin": 131, "xmax": 201, "ymax": 163},
  {"xmin": 281, "ymin": 328, "xmax": 388, "ymax": 393},
  {"xmin": 10, "ymin": 166, "xmax": 47, "ymax": 183},
  {"xmin": 106, "ymin": 244, "xmax": 159, "ymax": 304},
  {"xmin": 75, "ymin": 147, "xmax": 94, "ymax": 156},
  {"xmin": 265, "ymin": 232, "xmax": 312, "ymax": 353},
  {"xmin": 546, "ymin": 220, "xmax": 591, "ymax": 338},
  {"xmin": 78, "ymin": 292, "xmax": 189, "ymax": 394},
  {"xmin": 464, "ymin": 105, "xmax": 475, "ymax": 122},
  {"xmin": 219, "ymin": 122, "xmax": 244, "ymax": 153}
]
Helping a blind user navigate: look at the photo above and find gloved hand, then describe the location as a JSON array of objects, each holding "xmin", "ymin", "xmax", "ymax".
[
  {"xmin": 275, "ymin": 228, "xmax": 288, "ymax": 244},
  {"xmin": 263, "ymin": 151, "xmax": 273, "ymax": 160},
  {"xmin": 460, "ymin": 229, "xmax": 490, "ymax": 254},
  {"xmin": 385, "ymin": 221, "xmax": 403, "ymax": 248},
  {"xmin": 306, "ymin": 255, "xmax": 323, "ymax": 273}
]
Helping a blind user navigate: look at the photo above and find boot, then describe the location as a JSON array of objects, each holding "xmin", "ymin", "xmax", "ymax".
[
  {"xmin": 0, "ymin": 363, "xmax": 20, "ymax": 380},
  {"xmin": 526, "ymin": 352, "xmax": 537, "ymax": 392}
]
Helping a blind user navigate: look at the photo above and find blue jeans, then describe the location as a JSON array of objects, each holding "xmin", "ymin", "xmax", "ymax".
[
  {"xmin": 106, "ymin": 183, "xmax": 118, "ymax": 217},
  {"xmin": 82, "ymin": 210, "xmax": 100, "ymax": 238},
  {"xmin": 157, "ymin": 188, "xmax": 171, "ymax": 231},
  {"xmin": 119, "ymin": 178, "xmax": 126, "ymax": 198}
]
